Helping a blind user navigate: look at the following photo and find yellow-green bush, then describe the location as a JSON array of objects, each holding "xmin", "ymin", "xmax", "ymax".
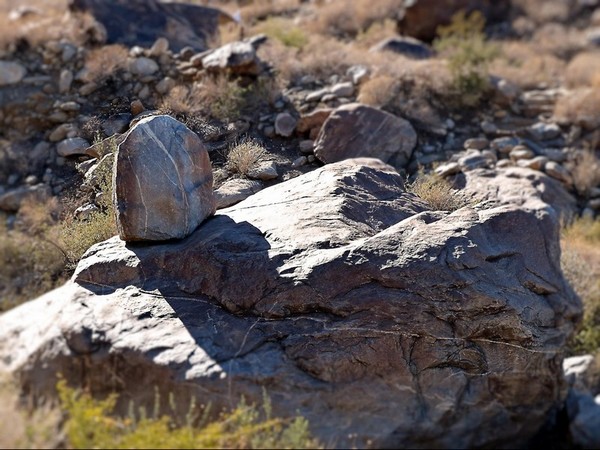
[
  {"xmin": 433, "ymin": 11, "xmax": 500, "ymax": 107},
  {"xmin": 57, "ymin": 380, "xmax": 319, "ymax": 449}
]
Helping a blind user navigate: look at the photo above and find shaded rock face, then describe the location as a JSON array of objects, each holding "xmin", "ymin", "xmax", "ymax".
[
  {"xmin": 398, "ymin": 0, "xmax": 511, "ymax": 42},
  {"xmin": 370, "ymin": 36, "xmax": 434, "ymax": 59},
  {"xmin": 113, "ymin": 115, "xmax": 215, "ymax": 241},
  {"xmin": 314, "ymin": 104, "xmax": 417, "ymax": 168},
  {"xmin": 68, "ymin": 0, "xmax": 231, "ymax": 51},
  {"xmin": 0, "ymin": 159, "xmax": 581, "ymax": 448}
]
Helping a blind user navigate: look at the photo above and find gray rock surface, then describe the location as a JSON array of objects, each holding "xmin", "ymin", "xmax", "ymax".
[
  {"xmin": 56, "ymin": 137, "xmax": 92, "ymax": 157},
  {"xmin": 314, "ymin": 103, "xmax": 417, "ymax": 168},
  {"xmin": 0, "ymin": 158, "xmax": 581, "ymax": 448},
  {"xmin": 459, "ymin": 166, "xmax": 578, "ymax": 220},
  {"xmin": 201, "ymin": 40, "xmax": 263, "ymax": 76},
  {"xmin": 113, "ymin": 115, "xmax": 215, "ymax": 241}
]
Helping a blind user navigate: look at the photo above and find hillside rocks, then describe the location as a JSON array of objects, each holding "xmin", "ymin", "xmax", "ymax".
[
  {"xmin": 314, "ymin": 104, "xmax": 417, "ymax": 168},
  {"xmin": 68, "ymin": 0, "xmax": 231, "ymax": 51},
  {"xmin": 0, "ymin": 159, "xmax": 581, "ymax": 448},
  {"xmin": 398, "ymin": 0, "xmax": 512, "ymax": 41},
  {"xmin": 113, "ymin": 115, "xmax": 215, "ymax": 241},
  {"xmin": 370, "ymin": 36, "xmax": 434, "ymax": 59}
]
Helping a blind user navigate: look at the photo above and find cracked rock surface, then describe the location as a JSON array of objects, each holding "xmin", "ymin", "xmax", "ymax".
[{"xmin": 0, "ymin": 158, "xmax": 581, "ymax": 448}]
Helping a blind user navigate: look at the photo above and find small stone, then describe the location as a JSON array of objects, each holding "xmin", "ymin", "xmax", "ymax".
[
  {"xmin": 330, "ymin": 82, "xmax": 354, "ymax": 98},
  {"xmin": 214, "ymin": 179, "xmax": 263, "ymax": 209},
  {"xmin": 510, "ymin": 147, "xmax": 535, "ymax": 161},
  {"xmin": 529, "ymin": 122, "xmax": 562, "ymax": 141},
  {"xmin": 0, "ymin": 60, "xmax": 26, "ymax": 86},
  {"xmin": 49, "ymin": 123, "xmax": 76, "ymax": 142},
  {"xmin": 518, "ymin": 155, "xmax": 548, "ymax": 171},
  {"xmin": 138, "ymin": 85, "xmax": 150, "ymax": 100},
  {"xmin": 458, "ymin": 152, "xmax": 489, "ymax": 171},
  {"xmin": 291, "ymin": 156, "xmax": 307, "ymax": 168},
  {"xmin": 539, "ymin": 148, "xmax": 567, "ymax": 163},
  {"xmin": 58, "ymin": 69, "xmax": 73, "ymax": 94},
  {"xmin": 75, "ymin": 203, "xmax": 100, "ymax": 220},
  {"xmin": 247, "ymin": 161, "xmax": 278, "ymax": 181},
  {"xmin": 61, "ymin": 43, "xmax": 78, "ymax": 63},
  {"xmin": 263, "ymin": 126, "xmax": 275, "ymax": 138},
  {"xmin": 322, "ymin": 93, "xmax": 337, "ymax": 103},
  {"xmin": 56, "ymin": 137, "xmax": 92, "ymax": 157},
  {"xmin": 307, "ymin": 155, "xmax": 316, "ymax": 163},
  {"xmin": 79, "ymin": 82, "xmax": 98, "ymax": 96},
  {"xmin": 128, "ymin": 57, "xmax": 159, "ymax": 76},
  {"xmin": 299, "ymin": 140, "xmax": 314, "ymax": 154},
  {"xmin": 347, "ymin": 65, "xmax": 369, "ymax": 85},
  {"xmin": 306, "ymin": 88, "xmax": 330, "ymax": 103},
  {"xmin": 588, "ymin": 198, "xmax": 600, "ymax": 210},
  {"xmin": 434, "ymin": 162, "xmax": 460, "ymax": 177},
  {"xmin": 481, "ymin": 120, "xmax": 498, "ymax": 134},
  {"xmin": 60, "ymin": 101, "xmax": 80, "ymax": 112},
  {"xmin": 131, "ymin": 100, "xmax": 145, "ymax": 116},
  {"xmin": 464, "ymin": 137, "xmax": 489, "ymax": 150},
  {"xmin": 149, "ymin": 37, "xmax": 170, "ymax": 57},
  {"xmin": 275, "ymin": 112, "xmax": 297, "ymax": 137},
  {"xmin": 25, "ymin": 175, "xmax": 38, "ymax": 185},
  {"xmin": 491, "ymin": 137, "xmax": 519, "ymax": 154},
  {"xmin": 155, "ymin": 77, "xmax": 175, "ymax": 95},
  {"xmin": 496, "ymin": 159, "xmax": 513, "ymax": 168},
  {"xmin": 545, "ymin": 161, "xmax": 572, "ymax": 185}
]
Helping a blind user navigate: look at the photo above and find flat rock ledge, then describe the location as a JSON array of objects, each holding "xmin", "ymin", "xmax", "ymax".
[{"xmin": 0, "ymin": 158, "xmax": 581, "ymax": 448}]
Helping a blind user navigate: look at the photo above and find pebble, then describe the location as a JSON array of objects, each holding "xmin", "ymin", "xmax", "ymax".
[
  {"xmin": 464, "ymin": 137, "xmax": 489, "ymax": 150},
  {"xmin": 545, "ymin": 161, "xmax": 572, "ymax": 185},
  {"xmin": 330, "ymin": 82, "xmax": 354, "ymax": 97},
  {"xmin": 247, "ymin": 161, "xmax": 278, "ymax": 181},
  {"xmin": 510, "ymin": 147, "xmax": 535, "ymax": 161},
  {"xmin": 299, "ymin": 140, "xmax": 314, "ymax": 154},
  {"xmin": 58, "ymin": 69, "xmax": 73, "ymax": 94},
  {"xmin": 0, "ymin": 60, "xmax": 26, "ymax": 86},
  {"xmin": 275, "ymin": 112, "xmax": 297, "ymax": 137},
  {"xmin": 291, "ymin": 156, "xmax": 307, "ymax": 168},
  {"xmin": 128, "ymin": 57, "xmax": 159, "ymax": 76},
  {"xmin": 481, "ymin": 120, "xmax": 498, "ymax": 134}
]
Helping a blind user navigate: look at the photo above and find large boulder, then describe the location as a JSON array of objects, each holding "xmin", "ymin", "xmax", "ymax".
[
  {"xmin": 68, "ymin": 0, "xmax": 234, "ymax": 52},
  {"xmin": 314, "ymin": 104, "xmax": 417, "ymax": 168},
  {"xmin": 0, "ymin": 159, "xmax": 581, "ymax": 448},
  {"xmin": 113, "ymin": 115, "xmax": 215, "ymax": 241}
]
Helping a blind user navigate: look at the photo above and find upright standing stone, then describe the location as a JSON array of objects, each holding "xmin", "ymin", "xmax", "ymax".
[{"xmin": 114, "ymin": 115, "xmax": 215, "ymax": 241}]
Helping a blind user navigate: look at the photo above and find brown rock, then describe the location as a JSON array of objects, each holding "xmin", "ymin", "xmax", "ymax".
[
  {"xmin": 113, "ymin": 115, "xmax": 215, "ymax": 241},
  {"xmin": 314, "ymin": 103, "xmax": 416, "ymax": 168}
]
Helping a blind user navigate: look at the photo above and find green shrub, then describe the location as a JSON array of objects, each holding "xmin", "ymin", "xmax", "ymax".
[
  {"xmin": 406, "ymin": 171, "xmax": 469, "ymax": 212},
  {"xmin": 57, "ymin": 380, "xmax": 319, "ymax": 449},
  {"xmin": 59, "ymin": 155, "xmax": 117, "ymax": 268},
  {"xmin": 433, "ymin": 10, "xmax": 500, "ymax": 107},
  {"xmin": 257, "ymin": 17, "xmax": 308, "ymax": 49}
]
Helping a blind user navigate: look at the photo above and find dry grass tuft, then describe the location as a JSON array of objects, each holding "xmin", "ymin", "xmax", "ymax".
[
  {"xmin": 308, "ymin": 0, "xmax": 404, "ymax": 39},
  {"xmin": 491, "ymin": 41, "xmax": 565, "ymax": 89},
  {"xmin": 568, "ymin": 150, "xmax": 600, "ymax": 198},
  {"xmin": 565, "ymin": 52, "xmax": 600, "ymax": 88},
  {"xmin": 83, "ymin": 44, "xmax": 129, "ymax": 83},
  {"xmin": 0, "ymin": 377, "xmax": 61, "ymax": 449},
  {"xmin": 226, "ymin": 139, "xmax": 268, "ymax": 176},
  {"xmin": 554, "ymin": 88, "xmax": 600, "ymax": 128},
  {"xmin": 407, "ymin": 171, "xmax": 469, "ymax": 212},
  {"xmin": 562, "ymin": 218, "xmax": 600, "ymax": 354}
]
